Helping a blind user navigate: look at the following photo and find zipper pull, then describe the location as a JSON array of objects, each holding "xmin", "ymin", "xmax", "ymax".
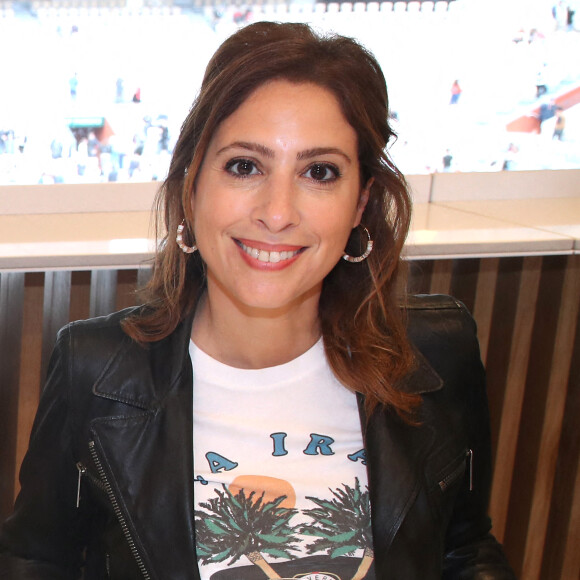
[
  {"xmin": 76, "ymin": 462, "xmax": 87, "ymax": 508},
  {"xmin": 466, "ymin": 449, "xmax": 473, "ymax": 491}
]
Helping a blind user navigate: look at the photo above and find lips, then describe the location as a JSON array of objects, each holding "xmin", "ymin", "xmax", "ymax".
[{"xmin": 235, "ymin": 239, "xmax": 304, "ymax": 264}]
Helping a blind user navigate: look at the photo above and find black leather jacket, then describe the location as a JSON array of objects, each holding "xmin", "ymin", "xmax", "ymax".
[{"xmin": 0, "ymin": 294, "xmax": 515, "ymax": 579}]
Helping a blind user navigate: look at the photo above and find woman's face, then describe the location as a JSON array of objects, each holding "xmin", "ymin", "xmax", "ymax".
[{"xmin": 192, "ymin": 79, "xmax": 369, "ymax": 315}]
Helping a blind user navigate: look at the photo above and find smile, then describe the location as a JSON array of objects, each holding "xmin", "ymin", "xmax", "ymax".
[{"xmin": 237, "ymin": 241, "xmax": 303, "ymax": 264}]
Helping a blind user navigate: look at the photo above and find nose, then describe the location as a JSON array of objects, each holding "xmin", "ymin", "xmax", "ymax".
[{"xmin": 252, "ymin": 176, "xmax": 300, "ymax": 233}]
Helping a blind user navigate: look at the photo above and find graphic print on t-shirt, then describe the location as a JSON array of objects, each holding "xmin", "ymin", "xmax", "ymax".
[
  {"xmin": 191, "ymin": 339, "xmax": 375, "ymax": 580},
  {"xmin": 195, "ymin": 476, "xmax": 373, "ymax": 580}
]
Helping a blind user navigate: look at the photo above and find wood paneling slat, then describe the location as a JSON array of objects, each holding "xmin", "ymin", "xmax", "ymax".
[
  {"xmin": 89, "ymin": 270, "xmax": 118, "ymax": 318},
  {"xmin": 15, "ymin": 274, "xmax": 45, "ymax": 500},
  {"xmin": 561, "ymin": 447, "xmax": 580, "ymax": 579},
  {"xmin": 69, "ymin": 271, "xmax": 91, "ymax": 323},
  {"xmin": 472, "ymin": 257, "xmax": 499, "ymax": 365},
  {"xmin": 503, "ymin": 256, "xmax": 566, "ymax": 571},
  {"xmin": 449, "ymin": 258, "xmax": 479, "ymax": 315},
  {"xmin": 548, "ymin": 300, "xmax": 580, "ymax": 580},
  {"xmin": 405, "ymin": 259, "xmax": 433, "ymax": 295},
  {"xmin": 41, "ymin": 271, "xmax": 71, "ymax": 384},
  {"xmin": 540, "ymin": 323, "xmax": 580, "ymax": 580},
  {"xmin": 0, "ymin": 273, "xmax": 25, "ymax": 521},
  {"xmin": 522, "ymin": 255, "xmax": 580, "ymax": 579},
  {"xmin": 116, "ymin": 269, "xmax": 138, "ymax": 311},
  {"xmin": 484, "ymin": 258, "xmax": 522, "ymax": 469},
  {"xmin": 489, "ymin": 255, "xmax": 542, "ymax": 543},
  {"xmin": 429, "ymin": 259, "xmax": 453, "ymax": 295}
]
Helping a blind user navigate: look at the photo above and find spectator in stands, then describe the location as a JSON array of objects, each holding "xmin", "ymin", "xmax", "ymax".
[
  {"xmin": 115, "ymin": 77, "xmax": 125, "ymax": 103},
  {"xmin": 0, "ymin": 22, "xmax": 516, "ymax": 580},
  {"xmin": 75, "ymin": 136, "xmax": 88, "ymax": 176},
  {"xmin": 502, "ymin": 142, "xmax": 519, "ymax": 171},
  {"xmin": 442, "ymin": 148, "xmax": 453, "ymax": 171},
  {"xmin": 450, "ymin": 79, "xmax": 462, "ymax": 104},
  {"xmin": 553, "ymin": 107, "xmax": 566, "ymax": 140},
  {"xmin": 538, "ymin": 99, "xmax": 557, "ymax": 133},
  {"xmin": 69, "ymin": 73, "xmax": 78, "ymax": 99}
]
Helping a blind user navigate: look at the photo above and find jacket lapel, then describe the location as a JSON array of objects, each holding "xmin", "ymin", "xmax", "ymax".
[
  {"xmin": 359, "ymin": 351, "xmax": 443, "ymax": 576},
  {"xmin": 90, "ymin": 316, "xmax": 199, "ymax": 580}
]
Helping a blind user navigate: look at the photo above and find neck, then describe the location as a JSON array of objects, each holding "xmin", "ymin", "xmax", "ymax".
[{"xmin": 191, "ymin": 287, "xmax": 322, "ymax": 370}]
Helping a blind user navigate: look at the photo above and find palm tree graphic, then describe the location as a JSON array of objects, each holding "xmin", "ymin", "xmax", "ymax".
[
  {"xmin": 195, "ymin": 484, "xmax": 299, "ymax": 579},
  {"xmin": 300, "ymin": 478, "xmax": 374, "ymax": 580}
]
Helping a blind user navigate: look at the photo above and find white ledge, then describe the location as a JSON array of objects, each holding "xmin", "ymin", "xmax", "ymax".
[{"xmin": 0, "ymin": 172, "xmax": 578, "ymax": 271}]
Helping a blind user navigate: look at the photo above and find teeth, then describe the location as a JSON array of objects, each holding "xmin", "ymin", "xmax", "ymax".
[{"xmin": 240, "ymin": 242, "xmax": 299, "ymax": 263}]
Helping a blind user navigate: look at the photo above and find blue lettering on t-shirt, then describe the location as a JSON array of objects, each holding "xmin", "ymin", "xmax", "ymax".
[
  {"xmin": 347, "ymin": 448, "xmax": 367, "ymax": 465},
  {"xmin": 271, "ymin": 432, "xmax": 288, "ymax": 456},
  {"xmin": 303, "ymin": 433, "xmax": 335, "ymax": 456},
  {"xmin": 205, "ymin": 452, "xmax": 238, "ymax": 473}
]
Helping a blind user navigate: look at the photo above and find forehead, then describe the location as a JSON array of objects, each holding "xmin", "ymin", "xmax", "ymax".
[{"xmin": 208, "ymin": 80, "xmax": 357, "ymax": 152}]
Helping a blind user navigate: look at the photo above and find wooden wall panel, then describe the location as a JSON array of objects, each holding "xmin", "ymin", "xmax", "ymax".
[
  {"xmin": 448, "ymin": 258, "xmax": 479, "ymax": 314},
  {"xmin": 471, "ymin": 257, "xmax": 499, "ymax": 366},
  {"xmin": 41, "ymin": 271, "xmax": 71, "ymax": 384},
  {"xmin": 503, "ymin": 256, "xmax": 566, "ymax": 574},
  {"xmin": 489, "ymin": 256, "xmax": 543, "ymax": 543},
  {"xmin": 541, "ymin": 269, "xmax": 580, "ymax": 580},
  {"xmin": 116, "ymin": 268, "xmax": 139, "ymax": 311},
  {"xmin": 521, "ymin": 255, "xmax": 580, "ymax": 579},
  {"xmin": 0, "ymin": 273, "xmax": 25, "ymax": 520},
  {"xmin": 15, "ymin": 274, "xmax": 45, "ymax": 499},
  {"xmin": 69, "ymin": 271, "xmax": 92, "ymax": 326},
  {"xmin": 1, "ymin": 257, "xmax": 579, "ymax": 579},
  {"xmin": 89, "ymin": 270, "xmax": 118, "ymax": 318},
  {"xmin": 429, "ymin": 258, "xmax": 453, "ymax": 295}
]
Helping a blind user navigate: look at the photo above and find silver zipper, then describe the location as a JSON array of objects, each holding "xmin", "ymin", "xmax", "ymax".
[
  {"xmin": 466, "ymin": 448, "xmax": 473, "ymax": 491},
  {"xmin": 88, "ymin": 440, "xmax": 151, "ymax": 580},
  {"xmin": 76, "ymin": 462, "xmax": 87, "ymax": 508},
  {"xmin": 439, "ymin": 449, "xmax": 474, "ymax": 492}
]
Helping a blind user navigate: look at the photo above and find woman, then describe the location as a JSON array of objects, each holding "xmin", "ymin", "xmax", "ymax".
[{"xmin": 0, "ymin": 22, "xmax": 514, "ymax": 580}]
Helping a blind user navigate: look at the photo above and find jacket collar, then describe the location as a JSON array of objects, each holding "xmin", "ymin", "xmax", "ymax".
[
  {"xmin": 397, "ymin": 346, "xmax": 444, "ymax": 395},
  {"xmin": 91, "ymin": 312, "xmax": 195, "ymax": 410},
  {"xmin": 91, "ymin": 313, "xmax": 443, "ymax": 409}
]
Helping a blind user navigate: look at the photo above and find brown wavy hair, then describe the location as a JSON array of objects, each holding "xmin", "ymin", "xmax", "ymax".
[{"xmin": 123, "ymin": 21, "xmax": 419, "ymax": 420}]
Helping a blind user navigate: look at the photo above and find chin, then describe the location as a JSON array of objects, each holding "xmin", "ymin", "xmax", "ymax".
[{"xmin": 233, "ymin": 286, "xmax": 317, "ymax": 315}]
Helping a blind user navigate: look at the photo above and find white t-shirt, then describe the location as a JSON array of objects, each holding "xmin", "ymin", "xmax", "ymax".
[{"xmin": 191, "ymin": 339, "xmax": 376, "ymax": 580}]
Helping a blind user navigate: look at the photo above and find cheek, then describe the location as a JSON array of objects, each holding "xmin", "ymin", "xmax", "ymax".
[{"xmin": 320, "ymin": 217, "xmax": 358, "ymax": 257}]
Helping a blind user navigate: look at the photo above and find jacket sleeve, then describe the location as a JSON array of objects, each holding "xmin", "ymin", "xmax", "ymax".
[
  {"xmin": 0, "ymin": 325, "xmax": 86, "ymax": 579},
  {"xmin": 437, "ymin": 301, "xmax": 516, "ymax": 580}
]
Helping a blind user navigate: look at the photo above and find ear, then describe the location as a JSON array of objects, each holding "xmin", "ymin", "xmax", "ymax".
[{"xmin": 353, "ymin": 178, "xmax": 373, "ymax": 227}]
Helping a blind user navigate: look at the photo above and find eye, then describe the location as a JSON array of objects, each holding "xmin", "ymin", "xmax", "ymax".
[
  {"xmin": 303, "ymin": 163, "xmax": 340, "ymax": 182},
  {"xmin": 225, "ymin": 158, "xmax": 261, "ymax": 177}
]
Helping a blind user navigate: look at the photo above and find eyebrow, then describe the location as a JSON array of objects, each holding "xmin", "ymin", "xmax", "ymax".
[
  {"xmin": 217, "ymin": 141, "xmax": 274, "ymax": 158},
  {"xmin": 298, "ymin": 147, "xmax": 352, "ymax": 164},
  {"xmin": 216, "ymin": 141, "xmax": 352, "ymax": 164}
]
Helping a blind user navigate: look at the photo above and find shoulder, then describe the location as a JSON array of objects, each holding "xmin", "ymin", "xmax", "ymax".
[
  {"xmin": 53, "ymin": 306, "xmax": 192, "ymax": 405},
  {"xmin": 58, "ymin": 305, "xmax": 141, "ymax": 352},
  {"xmin": 404, "ymin": 294, "xmax": 479, "ymax": 364},
  {"xmin": 400, "ymin": 294, "xmax": 484, "ymax": 397},
  {"xmin": 53, "ymin": 306, "xmax": 144, "ymax": 383}
]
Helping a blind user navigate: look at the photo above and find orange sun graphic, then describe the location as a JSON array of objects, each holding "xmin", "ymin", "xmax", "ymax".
[{"xmin": 229, "ymin": 475, "xmax": 296, "ymax": 509}]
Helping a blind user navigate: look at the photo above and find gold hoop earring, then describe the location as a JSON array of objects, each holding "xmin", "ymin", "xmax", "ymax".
[
  {"xmin": 342, "ymin": 225, "xmax": 373, "ymax": 263},
  {"xmin": 176, "ymin": 220, "xmax": 198, "ymax": 254}
]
